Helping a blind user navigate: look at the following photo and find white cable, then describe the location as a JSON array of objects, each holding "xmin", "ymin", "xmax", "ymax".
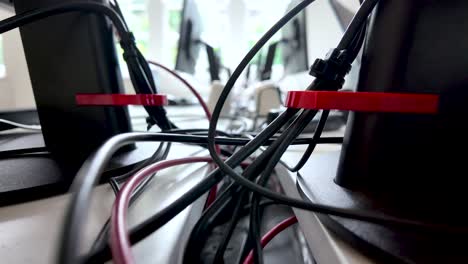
[{"xmin": 0, "ymin": 118, "xmax": 41, "ymax": 130}]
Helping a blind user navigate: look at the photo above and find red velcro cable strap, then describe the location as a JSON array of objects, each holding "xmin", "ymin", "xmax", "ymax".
[
  {"xmin": 285, "ymin": 91, "xmax": 439, "ymax": 114},
  {"xmin": 76, "ymin": 94, "xmax": 168, "ymax": 106}
]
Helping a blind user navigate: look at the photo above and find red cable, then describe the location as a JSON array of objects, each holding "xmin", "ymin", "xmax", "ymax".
[
  {"xmin": 110, "ymin": 157, "xmax": 252, "ymax": 264},
  {"xmin": 243, "ymin": 216, "xmax": 298, "ymax": 264},
  {"xmin": 110, "ymin": 157, "xmax": 214, "ymax": 264},
  {"xmin": 147, "ymin": 61, "xmax": 220, "ymax": 206},
  {"xmin": 147, "ymin": 61, "xmax": 213, "ymax": 120},
  {"xmin": 204, "ymin": 164, "xmax": 218, "ymax": 209}
]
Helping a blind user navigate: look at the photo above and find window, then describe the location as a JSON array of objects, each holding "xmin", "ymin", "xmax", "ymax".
[{"xmin": 114, "ymin": 0, "xmax": 291, "ymax": 82}]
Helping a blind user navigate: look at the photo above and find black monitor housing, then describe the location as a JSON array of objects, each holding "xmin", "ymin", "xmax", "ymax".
[
  {"xmin": 14, "ymin": 0, "xmax": 132, "ymax": 175},
  {"xmin": 175, "ymin": 0, "xmax": 221, "ymax": 82},
  {"xmin": 281, "ymin": 0, "xmax": 309, "ymax": 76},
  {"xmin": 259, "ymin": 1, "xmax": 308, "ymax": 81}
]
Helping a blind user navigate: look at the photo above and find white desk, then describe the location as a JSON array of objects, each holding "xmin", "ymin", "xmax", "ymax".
[
  {"xmin": 0, "ymin": 143, "xmax": 210, "ymax": 264},
  {"xmin": 0, "ymin": 106, "xmax": 372, "ymax": 264},
  {"xmin": 279, "ymin": 141, "xmax": 375, "ymax": 264}
]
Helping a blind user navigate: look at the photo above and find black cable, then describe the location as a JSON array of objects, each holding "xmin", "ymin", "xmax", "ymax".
[
  {"xmin": 289, "ymin": 110, "xmax": 330, "ymax": 172},
  {"xmin": 86, "ymin": 0, "xmax": 368, "ymax": 262},
  {"xmin": 336, "ymin": 0, "xmax": 378, "ymax": 50},
  {"xmin": 197, "ymin": 0, "xmax": 468, "ymax": 262},
  {"xmin": 90, "ymin": 142, "xmax": 170, "ymax": 252},
  {"xmin": 246, "ymin": 108, "xmax": 320, "ymax": 264},
  {"xmin": 110, "ymin": 0, "xmax": 171, "ymax": 128},
  {"xmin": 207, "ymin": 0, "xmax": 315, "ymax": 152},
  {"xmin": 242, "ymin": 200, "xmax": 276, "ymax": 213},
  {"xmin": 183, "ymin": 110, "xmax": 303, "ymax": 264},
  {"xmin": 200, "ymin": 4, "xmax": 316, "ymax": 261},
  {"xmin": 202, "ymin": 3, "xmax": 344, "ymax": 260},
  {"xmin": 347, "ymin": 24, "xmax": 367, "ymax": 62},
  {"xmin": 0, "ymin": 1, "xmax": 172, "ymax": 131},
  {"xmin": 285, "ymin": 12, "xmax": 368, "ymax": 175},
  {"xmin": 81, "ymin": 1, "xmax": 460, "ymax": 262},
  {"xmin": 93, "ymin": 131, "xmax": 210, "ymax": 253},
  {"xmin": 200, "ymin": 107, "xmax": 312, "ymax": 263},
  {"xmin": 226, "ymin": 107, "xmax": 317, "ymax": 263},
  {"xmin": 109, "ymin": 0, "xmax": 129, "ymax": 30},
  {"xmin": 0, "ymin": 2, "xmax": 127, "ymax": 35},
  {"xmin": 282, "ymin": 0, "xmax": 370, "ymax": 175},
  {"xmin": 212, "ymin": 191, "xmax": 247, "ymax": 264},
  {"xmin": 86, "ymin": 110, "xmax": 297, "ymax": 264},
  {"xmin": 0, "ymin": 147, "xmax": 49, "ymax": 159},
  {"xmin": 111, "ymin": 142, "xmax": 168, "ymax": 184},
  {"xmin": 69, "ymin": 0, "xmax": 375, "ymax": 262},
  {"xmin": 167, "ymin": 128, "xmax": 233, "ymax": 138},
  {"xmin": 88, "ymin": 126, "xmax": 339, "ymax": 261},
  {"xmin": 249, "ymin": 196, "xmax": 263, "ymax": 264},
  {"xmin": 203, "ymin": 4, "xmax": 377, "ymax": 262},
  {"xmin": 185, "ymin": 1, "xmax": 330, "ymax": 262}
]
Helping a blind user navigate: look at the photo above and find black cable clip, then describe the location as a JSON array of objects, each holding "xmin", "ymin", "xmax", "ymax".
[
  {"xmin": 120, "ymin": 32, "xmax": 138, "ymax": 62},
  {"xmin": 146, "ymin": 116, "xmax": 157, "ymax": 131},
  {"xmin": 309, "ymin": 49, "xmax": 351, "ymax": 85}
]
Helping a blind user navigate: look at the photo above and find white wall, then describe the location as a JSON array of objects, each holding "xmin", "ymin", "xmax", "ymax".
[{"xmin": 0, "ymin": 8, "xmax": 34, "ymax": 111}]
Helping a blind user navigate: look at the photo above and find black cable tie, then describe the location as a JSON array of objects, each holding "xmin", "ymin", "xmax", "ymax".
[
  {"xmin": 309, "ymin": 49, "xmax": 352, "ymax": 85},
  {"xmin": 146, "ymin": 116, "xmax": 157, "ymax": 130},
  {"xmin": 120, "ymin": 32, "xmax": 138, "ymax": 61}
]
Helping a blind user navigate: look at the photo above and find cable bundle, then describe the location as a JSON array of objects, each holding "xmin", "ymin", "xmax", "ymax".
[{"xmin": 2, "ymin": 1, "xmax": 467, "ymax": 264}]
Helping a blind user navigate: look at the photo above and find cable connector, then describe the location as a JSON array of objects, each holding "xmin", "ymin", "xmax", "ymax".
[{"xmin": 309, "ymin": 49, "xmax": 351, "ymax": 85}]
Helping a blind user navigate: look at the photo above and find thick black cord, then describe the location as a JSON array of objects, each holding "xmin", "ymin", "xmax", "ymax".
[
  {"xmin": 336, "ymin": 0, "xmax": 378, "ymax": 50},
  {"xmin": 235, "ymin": 107, "xmax": 316, "ymax": 263},
  {"xmin": 212, "ymin": 191, "xmax": 247, "ymax": 264},
  {"xmin": 247, "ymin": 109, "xmax": 320, "ymax": 264},
  {"xmin": 288, "ymin": 1, "xmax": 369, "ymax": 174},
  {"xmin": 81, "ymin": 133, "xmax": 468, "ymax": 264},
  {"xmin": 192, "ymin": 1, "xmax": 346, "ymax": 261},
  {"xmin": 110, "ymin": 0, "xmax": 170, "ymax": 128},
  {"xmin": 199, "ymin": 0, "xmax": 468, "ymax": 261},
  {"xmin": 200, "ymin": 4, "xmax": 316, "ymax": 262},
  {"xmin": 90, "ymin": 142, "xmax": 170, "ymax": 252},
  {"xmin": 289, "ymin": 110, "xmax": 330, "ymax": 172},
  {"xmin": 0, "ymin": 147, "xmax": 49, "ymax": 159},
  {"xmin": 0, "ymin": 1, "xmax": 172, "ymax": 131},
  {"xmin": 203, "ymin": 6, "xmax": 377, "ymax": 263},
  {"xmin": 84, "ymin": 110, "xmax": 298, "ymax": 263},
  {"xmin": 185, "ymin": 110, "xmax": 308, "ymax": 264},
  {"xmin": 287, "ymin": 4, "xmax": 369, "ymax": 174},
  {"xmin": 0, "ymin": 2, "xmax": 127, "ymax": 35},
  {"xmin": 207, "ymin": 0, "xmax": 314, "ymax": 152},
  {"xmin": 110, "ymin": 0, "xmax": 129, "ymax": 30},
  {"xmin": 64, "ymin": 0, "xmax": 374, "ymax": 262}
]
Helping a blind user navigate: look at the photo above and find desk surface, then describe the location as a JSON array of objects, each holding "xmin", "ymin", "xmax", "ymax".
[
  {"xmin": 280, "ymin": 143, "xmax": 375, "ymax": 264},
  {"xmin": 0, "ymin": 106, "xmax": 372, "ymax": 264},
  {"xmin": 0, "ymin": 143, "xmax": 209, "ymax": 264}
]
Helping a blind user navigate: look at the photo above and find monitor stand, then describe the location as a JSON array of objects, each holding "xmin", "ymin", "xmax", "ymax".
[
  {"xmin": 14, "ymin": 0, "xmax": 134, "ymax": 176},
  {"xmin": 0, "ymin": 131, "xmax": 158, "ymax": 206},
  {"xmin": 296, "ymin": 150, "xmax": 468, "ymax": 263},
  {"xmin": 295, "ymin": 1, "xmax": 468, "ymax": 262}
]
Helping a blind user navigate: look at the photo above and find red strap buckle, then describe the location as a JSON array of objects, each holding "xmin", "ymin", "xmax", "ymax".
[
  {"xmin": 76, "ymin": 94, "xmax": 168, "ymax": 106},
  {"xmin": 285, "ymin": 91, "xmax": 439, "ymax": 114}
]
